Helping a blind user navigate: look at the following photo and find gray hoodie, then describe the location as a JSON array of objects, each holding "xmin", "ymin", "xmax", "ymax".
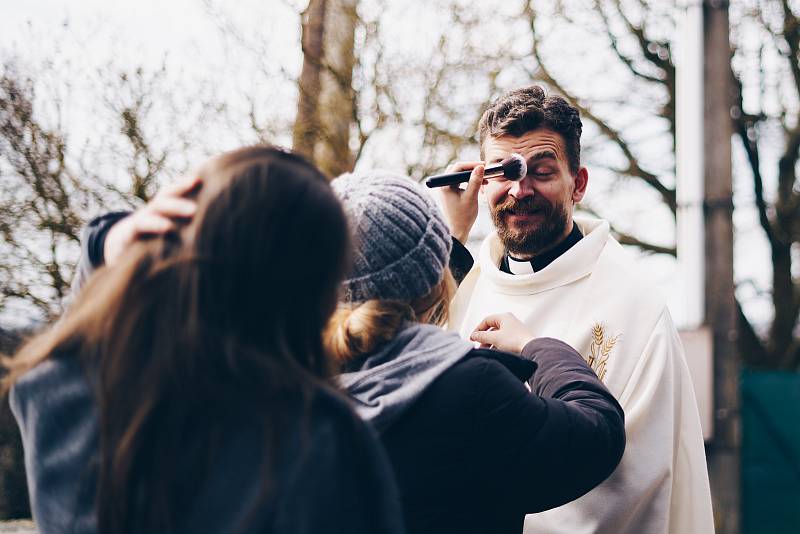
[{"xmin": 338, "ymin": 323, "xmax": 473, "ymax": 432}]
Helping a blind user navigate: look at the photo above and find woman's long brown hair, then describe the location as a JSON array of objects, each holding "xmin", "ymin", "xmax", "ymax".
[{"xmin": 3, "ymin": 146, "xmax": 351, "ymax": 533}]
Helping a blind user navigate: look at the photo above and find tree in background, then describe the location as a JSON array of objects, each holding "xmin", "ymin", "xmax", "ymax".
[
  {"xmin": 732, "ymin": 0, "xmax": 800, "ymax": 370},
  {"xmin": 293, "ymin": 0, "xmax": 358, "ymax": 177},
  {"xmin": 0, "ymin": 67, "xmax": 90, "ymax": 322},
  {"xmin": 290, "ymin": 0, "xmax": 513, "ymax": 179},
  {"xmin": 521, "ymin": 0, "xmax": 678, "ymax": 255},
  {"xmin": 0, "ymin": 42, "xmax": 226, "ymax": 326}
]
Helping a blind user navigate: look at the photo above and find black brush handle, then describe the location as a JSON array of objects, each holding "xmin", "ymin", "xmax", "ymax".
[{"xmin": 424, "ymin": 169, "xmax": 473, "ymax": 188}]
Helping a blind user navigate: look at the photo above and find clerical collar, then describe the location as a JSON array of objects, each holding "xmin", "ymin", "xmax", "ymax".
[
  {"xmin": 506, "ymin": 256, "xmax": 534, "ymax": 275},
  {"xmin": 500, "ymin": 224, "xmax": 584, "ymax": 275}
]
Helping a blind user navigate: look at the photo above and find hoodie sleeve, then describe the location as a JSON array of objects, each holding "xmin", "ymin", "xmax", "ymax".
[
  {"xmin": 9, "ymin": 358, "xmax": 99, "ymax": 533},
  {"xmin": 70, "ymin": 211, "xmax": 131, "ymax": 297},
  {"xmin": 475, "ymin": 338, "xmax": 625, "ymax": 513}
]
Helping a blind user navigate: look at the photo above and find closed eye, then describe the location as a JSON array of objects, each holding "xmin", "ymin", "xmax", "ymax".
[{"xmin": 531, "ymin": 167, "xmax": 557, "ymax": 177}]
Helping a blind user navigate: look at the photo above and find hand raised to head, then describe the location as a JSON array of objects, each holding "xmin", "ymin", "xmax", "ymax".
[
  {"xmin": 435, "ymin": 161, "xmax": 485, "ymax": 244},
  {"xmin": 104, "ymin": 174, "xmax": 202, "ymax": 266}
]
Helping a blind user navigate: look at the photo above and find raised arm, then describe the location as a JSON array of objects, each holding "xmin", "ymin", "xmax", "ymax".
[
  {"xmin": 473, "ymin": 338, "xmax": 625, "ymax": 513},
  {"xmin": 70, "ymin": 174, "xmax": 201, "ymax": 295},
  {"xmin": 71, "ymin": 212, "xmax": 131, "ymax": 294},
  {"xmin": 437, "ymin": 161, "xmax": 484, "ymax": 285}
]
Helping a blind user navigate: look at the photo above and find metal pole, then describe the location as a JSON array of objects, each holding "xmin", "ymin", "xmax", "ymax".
[{"xmin": 703, "ymin": 0, "xmax": 740, "ymax": 531}]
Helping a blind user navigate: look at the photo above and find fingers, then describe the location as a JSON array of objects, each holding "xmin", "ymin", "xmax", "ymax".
[
  {"xmin": 103, "ymin": 175, "xmax": 201, "ymax": 267},
  {"xmin": 470, "ymin": 313, "xmax": 504, "ymax": 348},
  {"xmin": 443, "ymin": 164, "xmax": 484, "ymax": 196},
  {"xmin": 469, "ymin": 328, "xmax": 498, "ymax": 347},
  {"xmin": 139, "ymin": 179, "xmax": 198, "ymax": 235},
  {"xmin": 156, "ymin": 174, "xmax": 202, "ymax": 199},
  {"xmin": 147, "ymin": 195, "xmax": 197, "ymax": 219},
  {"xmin": 128, "ymin": 194, "xmax": 196, "ymax": 239},
  {"xmin": 464, "ymin": 165, "xmax": 485, "ymax": 197},
  {"xmin": 471, "ymin": 313, "xmax": 503, "ymax": 333},
  {"xmin": 446, "ymin": 161, "xmax": 483, "ymax": 175},
  {"xmin": 442, "ymin": 162, "xmax": 484, "ymax": 197},
  {"xmin": 104, "ymin": 207, "xmax": 182, "ymax": 266},
  {"xmin": 130, "ymin": 212, "xmax": 175, "ymax": 235},
  {"xmin": 438, "ymin": 160, "xmax": 484, "ymax": 243},
  {"xmin": 469, "ymin": 312, "xmax": 532, "ymax": 353}
]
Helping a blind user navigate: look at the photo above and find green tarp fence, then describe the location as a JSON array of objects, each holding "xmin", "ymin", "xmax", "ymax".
[{"xmin": 742, "ymin": 371, "xmax": 800, "ymax": 534}]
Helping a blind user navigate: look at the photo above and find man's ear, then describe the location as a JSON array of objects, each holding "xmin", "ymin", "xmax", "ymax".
[{"xmin": 572, "ymin": 167, "xmax": 588, "ymax": 203}]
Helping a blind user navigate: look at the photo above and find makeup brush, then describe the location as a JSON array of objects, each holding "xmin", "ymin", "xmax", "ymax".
[{"xmin": 424, "ymin": 153, "xmax": 527, "ymax": 188}]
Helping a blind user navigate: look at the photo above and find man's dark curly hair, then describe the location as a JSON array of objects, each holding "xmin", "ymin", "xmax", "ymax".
[{"xmin": 478, "ymin": 85, "xmax": 583, "ymax": 175}]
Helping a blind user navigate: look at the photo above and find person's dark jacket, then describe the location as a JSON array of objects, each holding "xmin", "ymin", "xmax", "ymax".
[
  {"xmin": 339, "ymin": 324, "xmax": 625, "ymax": 534},
  {"xmin": 10, "ymin": 356, "xmax": 406, "ymax": 534}
]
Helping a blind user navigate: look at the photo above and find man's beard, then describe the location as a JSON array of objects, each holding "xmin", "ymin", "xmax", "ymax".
[{"xmin": 491, "ymin": 195, "xmax": 569, "ymax": 258}]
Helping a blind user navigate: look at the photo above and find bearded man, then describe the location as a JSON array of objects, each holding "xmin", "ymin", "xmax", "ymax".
[{"xmin": 440, "ymin": 85, "xmax": 714, "ymax": 534}]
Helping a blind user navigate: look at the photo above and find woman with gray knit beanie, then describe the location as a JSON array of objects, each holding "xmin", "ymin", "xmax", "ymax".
[{"xmin": 328, "ymin": 170, "xmax": 626, "ymax": 534}]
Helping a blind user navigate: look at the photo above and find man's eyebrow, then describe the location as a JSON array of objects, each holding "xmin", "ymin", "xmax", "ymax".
[
  {"xmin": 527, "ymin": 150, "xmax": 557, "ymax": 165},
  {"xmin": 488, "ymin": 149, "xmax": 559, "ymax": 164}
]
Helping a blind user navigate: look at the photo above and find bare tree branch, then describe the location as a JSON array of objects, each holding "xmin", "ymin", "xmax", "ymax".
[
  {"xmin": 593, "ymin": 0, "xmax": 665, "ymax": 84},
  {"xmin": 523, "ymin": 1, "xmax": 677, "ymax": 213},
  {"xmin": 733, "ymin": 72, "xmax": 777, "ymax": 245}
]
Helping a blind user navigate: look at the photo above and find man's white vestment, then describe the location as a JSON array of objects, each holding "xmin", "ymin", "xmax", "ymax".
[{"xmin": 450, "ymin": 217, "xmax": 714, "ymax": 534}]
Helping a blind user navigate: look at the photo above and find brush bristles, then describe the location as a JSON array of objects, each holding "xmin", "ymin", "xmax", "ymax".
[{"xmin": 501, "ymin": 153, "xmax": 527, "ymax": 181}]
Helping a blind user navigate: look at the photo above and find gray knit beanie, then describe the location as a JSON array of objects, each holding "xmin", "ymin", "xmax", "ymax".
[{"xmin": 332, "ymin": 170, "xmax": 452, "ymax": 303}]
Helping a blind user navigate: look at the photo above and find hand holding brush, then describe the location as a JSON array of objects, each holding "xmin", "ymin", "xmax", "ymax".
[{"xmin": 424, "ymin": 153, "xmax": 527, "ymax": 188}]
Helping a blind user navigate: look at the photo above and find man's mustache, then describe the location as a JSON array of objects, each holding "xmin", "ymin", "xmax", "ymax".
[{"xmin": 495, "ymin": 196, "xmax": 551, "ymax": 216}]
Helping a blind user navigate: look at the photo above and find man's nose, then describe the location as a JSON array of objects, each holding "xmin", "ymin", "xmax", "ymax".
[{"xmin": 509, "ymin": 176, "xmax": 535, "ymax": 199}]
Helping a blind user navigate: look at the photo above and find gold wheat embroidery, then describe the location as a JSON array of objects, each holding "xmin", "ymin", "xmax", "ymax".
[{"xmin": 585, "ymin": 323, "xmax": 620, "ymax": 382}]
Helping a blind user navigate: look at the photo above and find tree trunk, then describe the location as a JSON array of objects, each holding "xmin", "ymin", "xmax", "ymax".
[
  {"xmin": 293, "ymin": 0, "xmax": 327, "ymax": 163},
  {"xmin": 293, "ymin": 0, "xmax": 357, "ymax": 179},
  {"xmin": 315, "ymin": 0, "xmax": 356, "ymax": 178}
]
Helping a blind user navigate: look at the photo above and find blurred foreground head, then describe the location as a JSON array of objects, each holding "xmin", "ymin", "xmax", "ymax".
[{"xmin": 4, "ymin": 145, "xmax": 351, "ymax": 533}]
